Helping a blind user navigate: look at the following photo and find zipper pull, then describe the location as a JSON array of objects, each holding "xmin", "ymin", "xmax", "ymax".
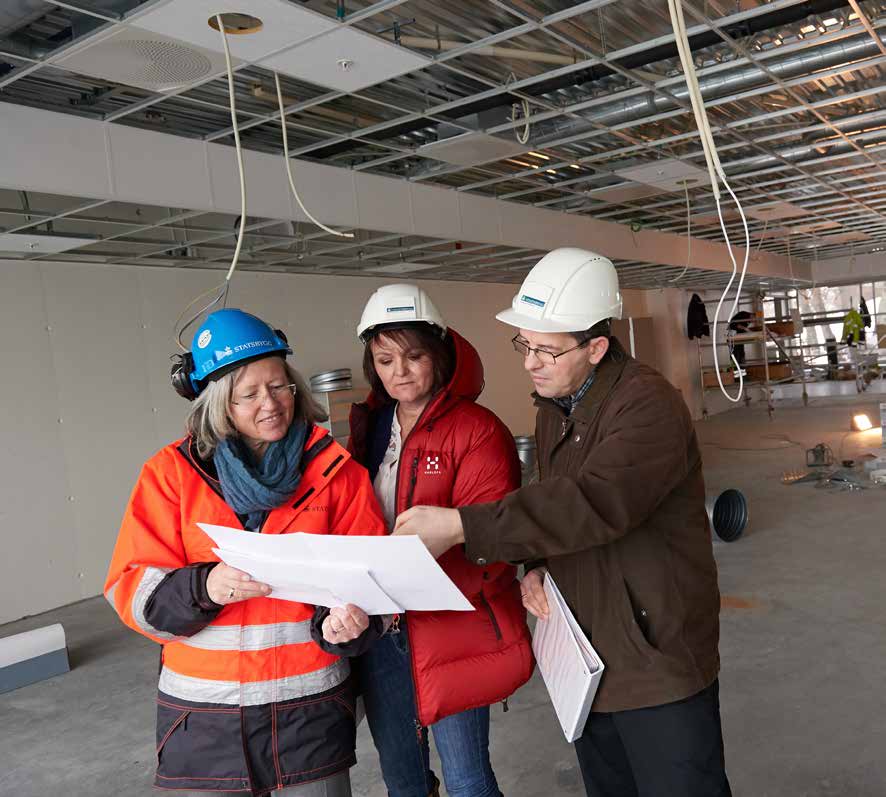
[
  {"xmin": 561, "ymin": 418, "xmax": 568, "ymax": 438},
  {"xmin": 501, "ymin": 698, "xmax": 509, "ymax": 713},
  {"xmin": 414, "ymin": 718, "xmax": 424, "ymax": 745},
  {"xmin": 389, "ymin": 614, "xmax": 401, "ymax": 635}
]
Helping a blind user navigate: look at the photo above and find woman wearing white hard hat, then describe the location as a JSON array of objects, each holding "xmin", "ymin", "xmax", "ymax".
[
  {"xmin": 348, "ymin": 285, "xmax": 533, "ymax": 797},
  {"xmin": 105, "ymin": 308, "xmax": 387, "ymax": 796},
  {"xmin": 394, "ymin": 249, "xmax": 731, "ymax": 797}
]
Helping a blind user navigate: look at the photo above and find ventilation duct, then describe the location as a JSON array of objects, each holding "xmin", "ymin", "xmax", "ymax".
[{"xmin": 535, "ymin": 32, "xmax": 884, "ymax": 148}]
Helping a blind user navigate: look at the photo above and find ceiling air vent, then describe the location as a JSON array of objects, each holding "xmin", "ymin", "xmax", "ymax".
[{"xmin": 56, "ymin": 28, "xmax": 237, "ymax": 92}]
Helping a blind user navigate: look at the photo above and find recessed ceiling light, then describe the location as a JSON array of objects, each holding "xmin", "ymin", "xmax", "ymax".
[
  {"xmin": 800, "ymin": 24, "xmax": 816, "ymax": 33},
  {"xmin": 528, "ymin": 151, "xmax": 550, "ymax": 160},
  {"xmin": 822, "ymin": 17, "xmax": 839, "ymax": 25},
  {"xmin": 207, "ymin": 13, "xmax": 263, "ymax": 35},
  {"xmin": 546, "ymin": 169, "xmax": 557, "ymax": 174},
  {"xmin": 570, "ymin": 164, "xmax": 581, "ymax": 170}
]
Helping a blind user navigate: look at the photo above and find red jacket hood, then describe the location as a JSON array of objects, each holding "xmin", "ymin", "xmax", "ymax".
[{"xmin": 362, "ymin": 328, "xmax": 484, "ymax": 418}]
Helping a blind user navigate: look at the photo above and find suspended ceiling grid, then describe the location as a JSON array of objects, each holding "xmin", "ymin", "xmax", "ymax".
[
  {"xmin": 0, "ymin": 0, "xmax": 885, "ymax": 288},
  {"xmin": 0, "ymin": 188, "xmax": 801, "ymax": 291}
]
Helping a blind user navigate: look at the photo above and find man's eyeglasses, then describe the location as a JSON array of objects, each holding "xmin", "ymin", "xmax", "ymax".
[
  {"xmin": 511, "ymin": 335, "xmax": 588, "ymax": 366},
  {"xmin": 231, "ymin": 383, "xmax": 297, "ymax": 407}
]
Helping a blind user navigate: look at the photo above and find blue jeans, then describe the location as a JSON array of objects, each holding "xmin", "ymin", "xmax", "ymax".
[{"xmin": 359, "ymin": 618, "xmax": 502, "ymax": 797}]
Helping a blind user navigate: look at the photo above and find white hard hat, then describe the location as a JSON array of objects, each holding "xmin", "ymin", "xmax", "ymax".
[
  {"xmin": 496, "ymin": 247, "xmax": 622, "ymax": 333},
  {"xmin": 357, "ymin": 283, "xmax": 447, "ymax": 342}
]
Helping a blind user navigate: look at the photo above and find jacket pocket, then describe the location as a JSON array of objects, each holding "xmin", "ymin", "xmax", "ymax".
[
  {"xmin": 155, "ymin": 700, "xmax": 247, "ymax": 782},
  {"xmin": 618, "ymin": 578, "xmax": 660, "ymax": 662},
  {"xmin": 275, "ymin": 681, "xmax": 358, "ymax": 780},
  {"xmin": 478, "ymin": 592, "xmax": 503, "ymax": 641}
]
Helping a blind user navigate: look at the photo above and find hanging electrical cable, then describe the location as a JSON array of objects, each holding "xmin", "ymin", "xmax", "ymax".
[
  {"xmin": 173, "ymin": 13, "xmax": 250, "ymax": 349},
  {"xmin": 274, "ymin": 72, "xmax": 353, "ymax": 239},
  {"xmin": 507, "ymin": 73, "xmax": 531, "ymax": 145},
  {"xmin": 218, "ymin": 14, "xmax": 249, "ymax": 286},
  {"xmin": 667, "ymin": 0, "xmax": 750, "ymax": 403},
  {"xmin": 669, "ymin": 180, "xmax": 692, "ymax": 282}
]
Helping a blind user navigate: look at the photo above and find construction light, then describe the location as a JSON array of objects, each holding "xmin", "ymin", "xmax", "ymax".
[{"xmin": 852, "ymin": 413, "xmax": 873, "ymax": 431}]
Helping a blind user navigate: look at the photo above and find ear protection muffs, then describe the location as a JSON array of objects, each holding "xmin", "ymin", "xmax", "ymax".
[{"xmin": 170, "ymin": 352, "xmax": 198, "ymax": 401}]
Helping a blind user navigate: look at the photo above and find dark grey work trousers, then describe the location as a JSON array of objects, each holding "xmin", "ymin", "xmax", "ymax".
[{"xmin": 574, "ymin": 679, "xmax": 732, "ymax": 797}]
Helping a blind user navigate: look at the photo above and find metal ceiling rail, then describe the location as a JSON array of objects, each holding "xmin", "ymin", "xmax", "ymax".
[
  {"xmin": 4, "ymin": 198, "xmax": 112, "ymax": 234},
  {"xmin": 417, "ymin": 28, "xmax": 885, "ymax": 191},
  {"xmin": 279, "ymin": 0, "xmax": 826, "ymax": 160}
]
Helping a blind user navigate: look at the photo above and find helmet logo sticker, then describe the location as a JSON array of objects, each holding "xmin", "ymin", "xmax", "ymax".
[
  {"xmin": 234, "ymin": 339, "xmax": 274, "ymax": 353},
  {"xmin": 386, "ymin": 305, "xmax": 416, "ymax": 313},
  {"xmin": 197, "ymin": 330, "xmax": 212, "ymax": 349},
  {"xmin": 215, "ymin": 346, "xmax": 233, "ymax": 361},
  {"xmin": 520, "ymin": 294, "xmax": 546, "ymax": 308}
]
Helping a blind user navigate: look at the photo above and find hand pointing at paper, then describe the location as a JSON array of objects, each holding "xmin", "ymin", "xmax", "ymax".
[{"xmin": 393, "ymin": 506, "xmax": 465, "ymax": 559}]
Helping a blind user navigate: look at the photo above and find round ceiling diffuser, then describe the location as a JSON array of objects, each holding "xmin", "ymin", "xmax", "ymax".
[{"xmin": 99, "ymin": 38, "xmax": 213, "ymax": 91}]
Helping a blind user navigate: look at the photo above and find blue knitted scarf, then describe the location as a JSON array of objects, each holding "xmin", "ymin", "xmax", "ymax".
[{"xmin": 213, "ymin": 420, "xmax": 308, "ymax": 530}]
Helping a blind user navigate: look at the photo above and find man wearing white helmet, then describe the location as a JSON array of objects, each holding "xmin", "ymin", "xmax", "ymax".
[{"xmin": 395, "ymin": 248, "xmax": 731, "ymax": 797}]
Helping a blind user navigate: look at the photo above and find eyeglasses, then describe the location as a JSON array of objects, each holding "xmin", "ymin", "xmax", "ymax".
[
  {"xmin": 231, "ymin": 383, "xmax": 297, "ymax": 407},
  {"xmin": 511, "ymin": 335, "xmax": 588, "ymax": 366}
]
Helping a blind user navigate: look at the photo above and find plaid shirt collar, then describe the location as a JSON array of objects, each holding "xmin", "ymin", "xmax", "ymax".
[{"xmin": 553, "ymin": 370, "xmax": 596, "ymax": 415}]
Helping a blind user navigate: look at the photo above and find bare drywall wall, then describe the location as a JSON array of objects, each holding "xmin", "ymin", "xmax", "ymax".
[{"xmin": 0, "ymin": 256, "xmax": 649, "ymax": 622}]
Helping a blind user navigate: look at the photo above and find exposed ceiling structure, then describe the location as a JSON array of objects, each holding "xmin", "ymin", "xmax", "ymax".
[{"xmin": 1, "ymin": 0, "xmax": 885, "ymax": 288}]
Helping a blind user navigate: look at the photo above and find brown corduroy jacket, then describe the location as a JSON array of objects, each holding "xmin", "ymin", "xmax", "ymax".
[{"xmin": 459, "ymin": 339, "xmax": 721, "ymax": 713}]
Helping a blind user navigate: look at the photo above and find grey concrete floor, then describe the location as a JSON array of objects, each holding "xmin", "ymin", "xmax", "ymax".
[{"xmin": 3, "ymin": 394, "xmax": 886, "ymax": 796}]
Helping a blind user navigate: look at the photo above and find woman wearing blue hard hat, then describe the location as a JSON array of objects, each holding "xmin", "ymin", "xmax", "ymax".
[{"xmin": 105, "ymin": 308, "xmax": 387, "ymax": 796}]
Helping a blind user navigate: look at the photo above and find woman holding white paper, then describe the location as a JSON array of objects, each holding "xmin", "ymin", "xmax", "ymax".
[
  {"xmin": 346, "ymin": 284, "xmax": 533, "ymax": 797},
  {"xmin": 105, "ymin": 308, "xmax": 386, "ymax": 796}
]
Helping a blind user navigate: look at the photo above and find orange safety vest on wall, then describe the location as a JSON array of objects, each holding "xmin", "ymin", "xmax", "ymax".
[{"xmin": 104, "ymin": 425, "xmax": 386, "ymax": 794}]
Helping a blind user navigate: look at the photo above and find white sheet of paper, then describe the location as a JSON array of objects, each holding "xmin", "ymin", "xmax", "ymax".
[
  {"xmin": 532, "ymin": 574, "xmax": 604, "ymax": 743},
  {"xmin": 211, "ymin": 548, "xmax": 403, "ymax": 615},
  {"xmin": 199, "ymin": 523, "xmax": 473, "ymax": 612}
]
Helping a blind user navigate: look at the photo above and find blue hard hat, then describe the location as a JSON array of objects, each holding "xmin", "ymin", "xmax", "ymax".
[{"xmin": 187, "ymin": 309, "xmax": 291, "ymax": 393}]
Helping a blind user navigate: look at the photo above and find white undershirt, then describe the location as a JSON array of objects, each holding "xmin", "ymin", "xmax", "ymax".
[{"xmin": 373, "ymin": 405, "xmax": 402, "ymax": 530}]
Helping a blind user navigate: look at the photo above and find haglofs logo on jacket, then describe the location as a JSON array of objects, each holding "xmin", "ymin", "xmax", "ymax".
[{"xmin": 425, "ymin": 456, "xmax": 441, "ymax": 474}]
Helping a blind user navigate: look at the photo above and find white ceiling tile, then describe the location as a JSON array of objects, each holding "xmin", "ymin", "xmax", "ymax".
[
  {"xmin": 132, "ymin": 0, "xmax": 336, "ymax": 63},
  {"xmin": 821, "ymin": 231, "xmax": 870, "ymax": 244},
  {"xmin": 745, "ymin": 202, "xmax": 809, "ymax": 221},
  {"xmin": 260, "ymin": 27, "xmax": 430, "ymax": 92},
  {"xmin": 614, "ymin": 158, "xmax": 710, "ymax": 191},
  {"xmin": 55, "ymin": 27, "xmax": 236, "ymax": 92},
  {"xmin": 783, "ymin": 220, "xmax": 841, "ymax": 234},
  {"xmin": 586, "ymin": 183, "xmax": 668, "ymax": 204},
  {"xmin": 0, "ymin": 233, "xmax": 96, "ymax": 254},
  {"xmin": 418, "ymin": 132, "xmax": 528, "ymax": 167}
]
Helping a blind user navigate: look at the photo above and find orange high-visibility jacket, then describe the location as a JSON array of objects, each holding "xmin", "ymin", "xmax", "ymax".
[{"xmin": 104, "ymin": 425, "xmax": 385, "ymax": 795}]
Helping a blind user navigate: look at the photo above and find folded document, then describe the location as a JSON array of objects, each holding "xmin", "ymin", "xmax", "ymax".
[
  {"xmin": 532, "ymin": 574, "xmax": 605, "ymax": 743},
  {"xmin": 199, "ymin": 523, "xmax": 473, "ymax": 615}
]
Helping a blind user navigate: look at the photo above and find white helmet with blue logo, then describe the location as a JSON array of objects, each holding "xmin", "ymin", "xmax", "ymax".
[
  {"xmin": 357, "ymin": 283, "xmax": 447, "ymax": 343},
  {"xmin": 496, "ymin": 247, "xmax": 622, "ymax": 333}
]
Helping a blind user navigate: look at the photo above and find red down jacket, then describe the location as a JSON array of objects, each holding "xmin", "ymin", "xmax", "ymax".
[{"xmin": 349, "ymin": 328, "xmax": 534, "ymax": 726}]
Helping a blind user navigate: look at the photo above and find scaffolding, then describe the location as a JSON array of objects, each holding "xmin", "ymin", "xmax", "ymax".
[
  {"xmin": 696, "ymin": 286, "xmax": 885, "ymax": 418},
  {"xmin": 697, "ymin": 290, "xmax": 806, "ymax": 419}
]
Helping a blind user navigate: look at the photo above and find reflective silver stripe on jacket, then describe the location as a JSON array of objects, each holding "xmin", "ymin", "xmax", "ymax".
[
  {"xmin": 158, "ymin": 658, "xmax": 350, "ymax": 706},
  {"xmin": 131, "ymin": 566, "xmax": 178, "ymax": 641},
  {"xmin": 104, "ymin": 582, "xmax": 118, "ymax": 611},
  {"xmin": 181, "ymin": 621, "xmax": 314, "ymax": 651}
]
